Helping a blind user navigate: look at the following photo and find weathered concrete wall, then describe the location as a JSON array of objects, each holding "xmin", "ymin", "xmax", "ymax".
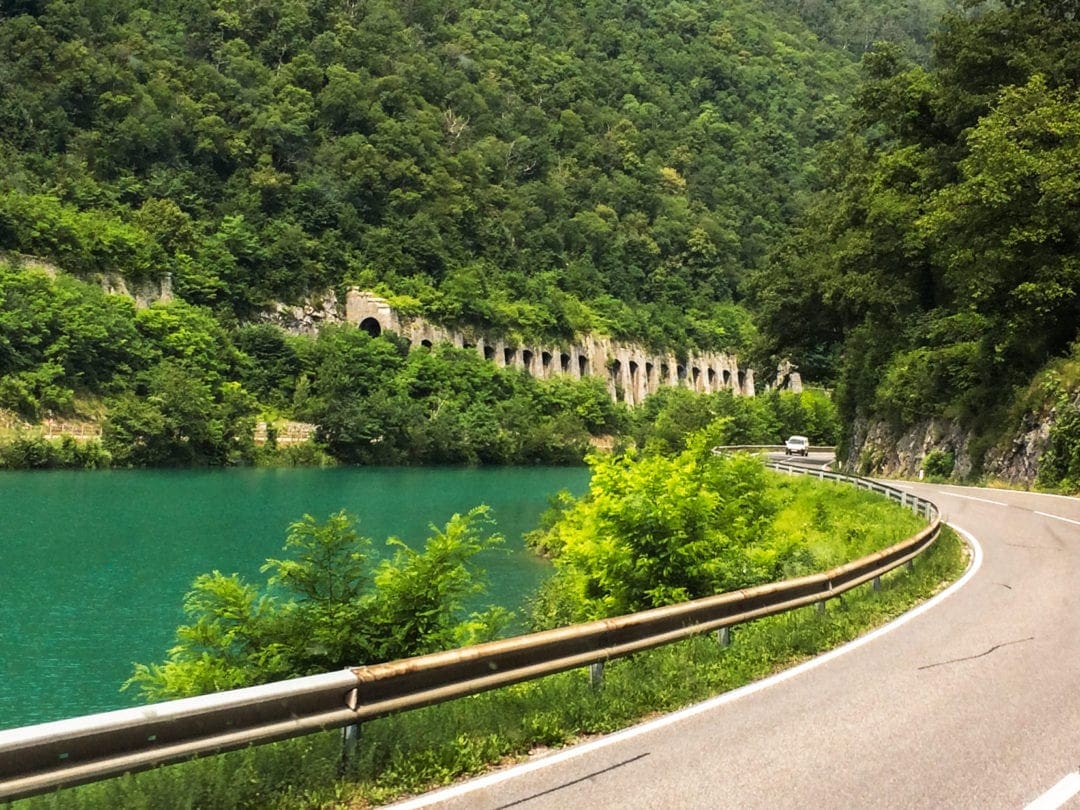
[
  {"xmin": 774, "ymin": 359, "xmax": 803, "ymax": 393},
  {"xmin": 3, "ymin": 253, "xmax": 173, "ymax": 309},
  {"xmin": 346, "ymin": 289, "xmax": 756, "ymax": 404},
  {"xmin": 97, "ymin": 271, "xmax": 174, "ymax": 309}
]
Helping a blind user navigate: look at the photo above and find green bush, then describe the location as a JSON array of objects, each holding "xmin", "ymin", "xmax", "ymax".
[
  {"xmin": 530, "ymin": 428, "xmax": 919, "ymax": 625},
  {"xmin": 1036, "ymin": 401, "xmax": 1080, "ymax": 491},
  {"xmin": 126, "ymin": 508, "xmax": 507, "ymax": 701},
  {"xmin": 0, "ymin": 436, "xmax": 111, "ymax": 469},
  {"xmin": 922, "ymin": 449, "xmax": 955, "ymax": 480}
]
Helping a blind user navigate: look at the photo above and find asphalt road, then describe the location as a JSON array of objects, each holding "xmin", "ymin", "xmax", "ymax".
[{"xmin": 393, "ymin": 460, "xmax": 1080, "ymax": 810}]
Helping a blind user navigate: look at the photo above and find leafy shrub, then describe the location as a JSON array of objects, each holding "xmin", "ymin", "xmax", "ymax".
[
  {"xmin": 127, "ymin": 507, "xmax": 507, "ymax": 700},
  {"xmin": 922, "ymin": 449, "xmax": 955, "ymax": 480},
  {"xmin": 1037, "ymin": 400, "xmax": 1080, "ymax": 491},
  {"xmin": 531, "ymin": 428, "xmax": 923, "ymax": 625},
  {"xmin": 0, "ymin": 435, "xmax": 111, "ymax": 469}
]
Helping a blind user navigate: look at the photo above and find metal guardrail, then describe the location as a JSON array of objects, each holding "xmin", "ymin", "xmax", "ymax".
[
  {"xmin": 714, "ymin": 444, "xmax": 836, "ymax": 455},
  {"xmin": 0, "ymin": 462, "xmax": 940, "ymax": 802}
]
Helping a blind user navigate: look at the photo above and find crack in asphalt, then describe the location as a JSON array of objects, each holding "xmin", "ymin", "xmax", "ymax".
[
  {"xmin": 917, "ymin": 636, "xmax": 1035, "ymax": 671},
  {"xmin": 495, "ymin": 753, "xmax": 651, "ymax": 808}
]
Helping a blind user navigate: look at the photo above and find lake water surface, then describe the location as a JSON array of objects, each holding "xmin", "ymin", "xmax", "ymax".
[{"xmin": 0, "ymin": 466, "xmax": 590, "ymax": 729}]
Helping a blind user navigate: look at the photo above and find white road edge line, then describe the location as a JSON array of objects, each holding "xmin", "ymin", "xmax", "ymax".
[
  {"xmin": 1034, "ymin": 511, "xmax": 1080, "ymax": 528},
  {"xmin": 1025, "ymin": 772, "xmax": 1080, "ymax": 810},
  {"xmin": 389, "ymin": 524, "xmax": 984, "ymax": 810}
]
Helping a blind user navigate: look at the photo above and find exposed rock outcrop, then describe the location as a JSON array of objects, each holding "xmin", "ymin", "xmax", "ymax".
[
  {"xmin": 846, "ymin": 397, "xmax": 1073, "ymax": 487},
  {"xmin": 980, "ymin": 394, "xmax": 1080, "ymax": 485},
  {"xmin": 259, "ymin": 290, "xmax": 343, "ymax": 335},
  {"xmin": 846, "ymin": 417, "xmax": 974, "ymax": 478}
]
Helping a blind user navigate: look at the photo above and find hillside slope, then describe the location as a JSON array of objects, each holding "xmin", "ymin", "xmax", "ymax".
[{"xmin": 0, "ymin": 0, "xmax": 947, "ymax": 348}]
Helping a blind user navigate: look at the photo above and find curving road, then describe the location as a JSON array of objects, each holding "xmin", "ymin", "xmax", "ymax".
[{"xmin": 392, "ymin": 459, "xmax": 1080, "ymax": 810}]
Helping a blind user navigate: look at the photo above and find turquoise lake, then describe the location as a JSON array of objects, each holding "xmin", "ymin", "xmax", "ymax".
[{"xmin": 0, "ymin": 466, "xmax": 590, "ymax": 729}]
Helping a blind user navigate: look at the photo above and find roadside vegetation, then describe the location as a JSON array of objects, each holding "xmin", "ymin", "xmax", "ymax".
[
  {"xmin": 9, "ymin": 470, "xmax": 962, "ymax": 810},
  {"xmin": 6, "ymin": 427, "xmax": 964, "ymax": 810},
  {"xmin": 750, "ymin": 1, "xmax": 1080, "ymax": 475}
]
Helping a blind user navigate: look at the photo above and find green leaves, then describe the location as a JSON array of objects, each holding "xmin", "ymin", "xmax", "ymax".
[
  {"xmin": 129, "ymin": 507, "xmax": 505, "ymax": 700},
  {"xmin": 532, "ymin": 438, "xmax": 776, "ymax": 619}
]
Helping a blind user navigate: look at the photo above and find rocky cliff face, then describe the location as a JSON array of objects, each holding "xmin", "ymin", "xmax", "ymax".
[
  {"xmin": 846, "ymin": 407, "xmax": 1057, "ymax": 487},
  {"xmin": 846, "ymin": 417, "xmax": 974, "ymax": 478},
  {"xmin": 981, "ymin": 396, "xmax": 1078, "ymax": 485},
  {"xmin": 258, "ymin": 291, "xmax": 343, "ymax": 335}
]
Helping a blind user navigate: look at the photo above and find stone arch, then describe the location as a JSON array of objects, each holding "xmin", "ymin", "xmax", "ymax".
[
  {"xmin": 542, "ymin": 351, "xmax": 553, "ymax": 374},
  {"xmin": 723, "ymin": 369, "xmax": 732, "ymax": 388},
  {"xmin": 560, "ymin": 353, "xmax": 571, "ymax": 374},
  {"xmin": 677, "ymin": 365, "xmax": 687, "ymax": 385},
  {"xmin": 692, "ymin": 367, "xmax": 701, "ymax": 391},
  {"xmin": 578, "ymin": 355, "xmax": 589, "ymax": 377},
  {"xmin": 521, "ymin": 349, "xmax": 534, "ymax": 374},
  {"xmin": 359, "ymin": 317, "xmax": 382, "ymax": 337},
  {"xmin": 737, "ymin": 370, "xmax": 746, "ymax": 392},
  {"xmin": 707, "ymin": 368, "xmax": 717, "ymax": 390},
  {"xmin": 611, "ymin": 359, "xmax": 625, "ymax": 402},
  {"xmin": 420, "ymin": 339, "xmax": 433, "ymax": 349},
  {"xmin": 483, "ymin": 345, "xmax": 496, "ymax": 361}
]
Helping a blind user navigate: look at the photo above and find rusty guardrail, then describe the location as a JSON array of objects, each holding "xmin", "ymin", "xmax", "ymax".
[{"xmin": 0, "ymin": 461, "xmax": 939, "ymax": 802}]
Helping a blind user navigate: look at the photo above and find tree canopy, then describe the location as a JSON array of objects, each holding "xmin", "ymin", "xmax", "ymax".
[
  {"xmin": 0, "ymin": 0, "xmax": 948, "ymax": 349},
  {"xmin": 749, "ymin": 0, "xmax": 1080, "ymax": 462}
]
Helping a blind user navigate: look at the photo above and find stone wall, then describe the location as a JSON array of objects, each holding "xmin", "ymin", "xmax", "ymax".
[
  {"xmin": 345, "ymin": 289, "xmax": 755, "ymax": 405},
  {"xmin": 97, "ymin": 271, "xmax": 173, "ymax": 309},
  {"xmin": 3, "ymin": 253, "xmax": 173, "ymax": 309}
]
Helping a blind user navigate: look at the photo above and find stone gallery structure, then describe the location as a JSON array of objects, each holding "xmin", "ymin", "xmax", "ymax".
[{"xmin": 346, "ymin": 290, "xmax": 755, "ymax": 406}]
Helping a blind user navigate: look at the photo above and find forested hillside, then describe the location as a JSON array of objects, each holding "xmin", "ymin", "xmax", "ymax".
[
  {"xmin": 0, "ymin": 0, "xmax": 950, "ymax": 343},
  {"xmin": 0, "ymin": 0, "xmax": 952, "ymax": 466},
  {"xmin": 750, "ymin": 0, "xmax": 1080, "ymax": 481}
]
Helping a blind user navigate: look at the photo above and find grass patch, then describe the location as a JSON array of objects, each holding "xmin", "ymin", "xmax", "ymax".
[{"xmin": 11, "ymin": 527, "xmax": 967, "ymax": 810}]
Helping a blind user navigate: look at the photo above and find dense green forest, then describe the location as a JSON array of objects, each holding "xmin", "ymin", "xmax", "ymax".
[
  {"xmin": 0, "ymin": 0, "xmax": 948, "ymax": 337},
  {"xmin": 23, "ymin": 0, "xmax": 1071, "ymax": 475},
  {"xmin": 0, "ymin": 0, "xmax": 968, "ymax": 467},
  {"xmin": 751, "ymin": 0, "xmax": 1080, "ymax": 477}
]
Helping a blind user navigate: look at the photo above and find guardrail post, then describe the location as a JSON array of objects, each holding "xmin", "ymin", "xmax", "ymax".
[
  {"xmin": 872, "ymin": 576, "xmax": 881, "ymax": 592},
  {"xmin": 815, "ymin": 599, "xmax": 826, "ymax": 614},
  {"xmin": 906, "ymin": 559, "xmax": 915, "ymax": 572},
  {"xmin": 339, "ymin": 723, "xmax": 360, "ymax": 776},
  {"xmin": 717, "ymin": 626, "xmax": 731, "ymax": 647},
  {"xmin": 589, "ymin": 661, "xmax": 604, "ymax": 689}
]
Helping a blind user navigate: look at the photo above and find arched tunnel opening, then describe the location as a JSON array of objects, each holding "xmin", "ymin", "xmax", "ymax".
[{"xmin": 359, "ymin": 317, "xmax": 382, "ymax": 338}]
